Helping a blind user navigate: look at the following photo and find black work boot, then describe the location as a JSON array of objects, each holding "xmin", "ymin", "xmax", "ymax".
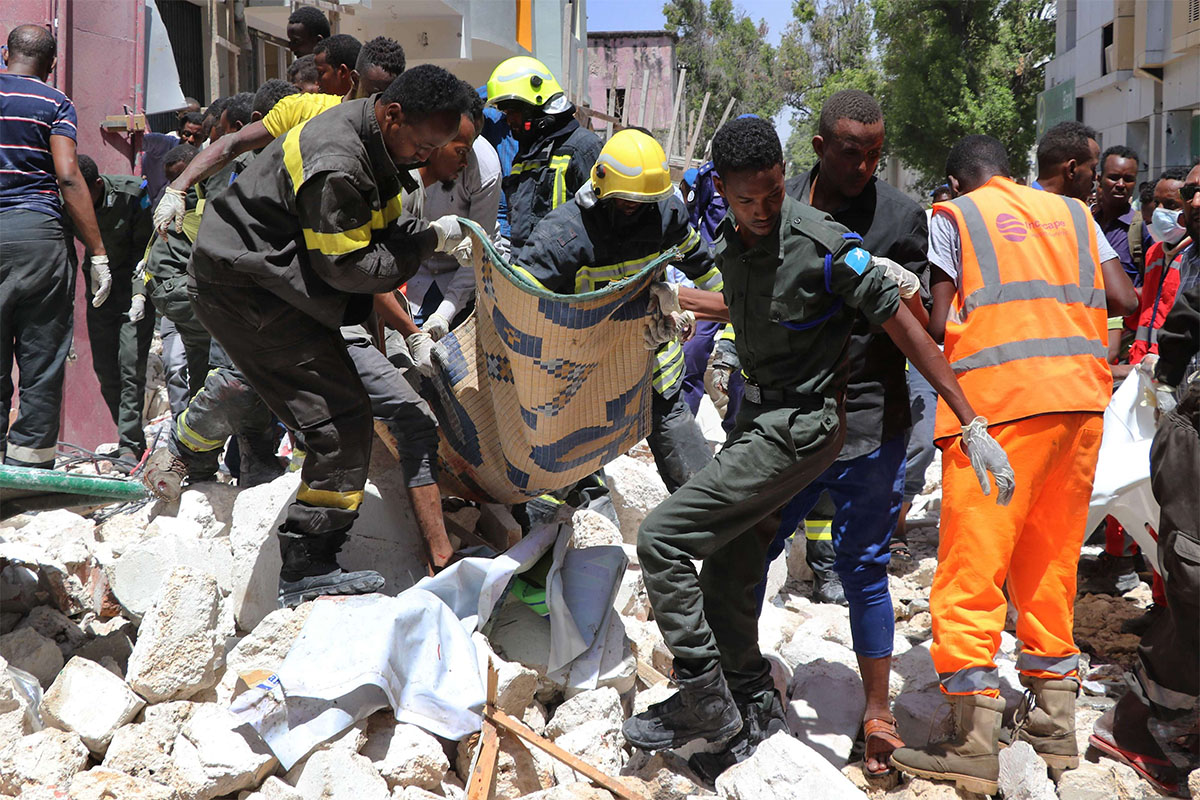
[
  {"xmin": 277, "ymin": 529, "xmax": 385, "ymax": 607},
  {"xmin": 1076, "ymin": 552, "xmax": 1140, "ymax": 595},
  {"xmin": 807, "ymin": 536, "xmax": 847, "ymax": 605},
  {"xmin": 623, "ymin": 663, "xmax": 743, "ymax": 751},
  {"xmin": 688, "ymin": 688, "xmax": 788, "ymax": 783}
]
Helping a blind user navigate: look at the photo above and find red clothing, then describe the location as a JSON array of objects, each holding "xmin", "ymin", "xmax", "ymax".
[{"xmin": 1128, "ymin": 237, "xmax": 1192, "ymax": 364}]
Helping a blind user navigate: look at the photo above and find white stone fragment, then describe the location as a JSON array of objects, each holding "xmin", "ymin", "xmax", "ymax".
[
  {"xmin": 0, "ymin": 626, "xmax": 64, "ymax": 687},
  {"xmin": 288, "ymin": 748, "xmax": 391, "ymax": 800},
  {"xmin": 126, "ymin": 566, "xmax": 223, "ymax": 702},
  {"xmin": 361, "ymin": 717, "xmax": 449, "ymax": 790},
  {"xmin": 0, "ymin": 727, "xmax": 89, "ymax": 795},
  {"xmin": 604, "ymin": 455, "xmax": 669, "ymax": 544},
  {"xmin": 715, "ymin": 731, "xmax": 868, "ymax": 800},
  {"xmin": 41, "ymin": 655, "xmax": 145, "ymax": 754}
]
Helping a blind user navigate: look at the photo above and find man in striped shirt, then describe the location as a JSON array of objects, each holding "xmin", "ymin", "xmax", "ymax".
[{"xmin": 0, "ymin": 24, "xmax": 109, "ymax": 468}]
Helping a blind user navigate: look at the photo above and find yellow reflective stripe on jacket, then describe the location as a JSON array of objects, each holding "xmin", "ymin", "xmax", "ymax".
[
  {"xmin": 175, "ymin": 406, "xmax": 224, "ymax": 453},
  {"xmin": 551, "ymin": 154, "xmax": 571, "ymax": 208},
  {"xmin": 296, "ymin": 482, "xmax": 365, "ymax": 510},
  {"xmin": 283, "ymin": 121, "xmax": 404, "ymax": 257},
  {"xmin": 717, "ymin": 323, "xmax": 736, "ymax": 343},
  {"xmin": 652, "ymin": 340, "xmax": 684, "ymax": 395},
  {"xmin": 573, "ymin": 250, "xmax": 664, "ymax": 293},
  {"xmin": 510, "ymin": 263, "xmax": 552, "ymax": 291}
]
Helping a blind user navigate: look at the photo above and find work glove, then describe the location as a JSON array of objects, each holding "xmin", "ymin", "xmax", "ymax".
[
  {"xmin": 128, "ymin": 294, "xmax": 147, "ymax": 323},
  {"xmin": 89, "ymin": 254, "xmax": 112, "ymax": 308},
  {"xmin": 873, "ymin": 256, "xmax": 921, "ymax": 299},
  {"xmin": 421, "ymin": 313, "xmax": 450, "ymax": 342},
  {"xmin": 1136, "ymin": 355, "xmax": 1177, "ymax": 417},
  {"xmin": 430, "ymin": 215, "xmax": 465, "ymax": 252},
  {"xmin": 405, "ymin": 332, "xmax": 442, "ymax": 380},
  {"xmin": 154, "ymin": 186, "xmax": 187, "ymax": 235},
  {"xmin": 648, "ymin": 281, "xmax": 682, "ymax": 316},
  {"xmin": 960, "ymin": 416, "xmax": 1016, "ymax": 506},
  {"xmin": 710, "ymin": 338, "xmax": 740, "ymax": 396}
]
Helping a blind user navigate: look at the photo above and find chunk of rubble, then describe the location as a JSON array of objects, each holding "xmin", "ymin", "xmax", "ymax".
[
  {"xmin": 288, "ymin": 748, "xmax": 391, "ymax": 800},
  {"xmin": 176, "ymin": 483, "xmax": 241, "ymax": 539},
  {"xmin": 604, "ymin": 455, "xmax": 668, "ymax": 544},
  {"xmin": 15, "ymin": 604, "xmax": 86, "ymax": 657},
  {"xmin": 997, "ymin": 741, "xmax": 1057, "ymax": 800},
  {"xmin": 473, "ymin": 634, "xmax": 539, "ymax": 717},
  {"xmin": 570, "ymin": 509, "xmax": 623, "ymax": 548},
  {"xmin": 239, "ymin": 775, "xmax": 305, "ymax": 800},
  {"xmin": 521, "ymin": 784, "xmax": 615, "ymax": 800},
  {"xmin": 108, "ymin": 529, "xmax": 234, "ymax": 619},
  {"xmin": 0, "ymin": 625, "xmax": 64, "ymax": 687},
  {"xmin": 0, "ymin": 727, "xmax": 90, "ymax": 795},
  {"xmin": 215, "ymin": 603, "xmax": 313, "ymax": 704},
  {"xmin": 714, "ymin": 731, "xmax": 868, "ymax": 800},
  {"xmin": 545, "ymin": 687, "xmax": 623, "ymax": 740},
  {"xmin": 126, "ymin": 566, "xmax": 224, "ymax": 702},
  {"xmin": 67, "ymin": 767, "xmax": 177, "ymax": 800},
  {"xmin": 362, "ymin": 715, "xmax": 449, "ymax": 790},
  {"xmin": 172, "ymin": 703, "xmax": 278, "ymax": 798},
  {"xmin": 41, "ymin": 655, "xmax": 145, "ymax": 754}
]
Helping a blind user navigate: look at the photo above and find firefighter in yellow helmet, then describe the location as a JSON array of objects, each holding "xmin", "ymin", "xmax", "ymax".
[
  {"xmin": 486, "ymin": 56, "xmax": 602, "ymax": 252},
  {"xmin": 512, "ymin": 129, "xmax": 723, "ymax": 493}
]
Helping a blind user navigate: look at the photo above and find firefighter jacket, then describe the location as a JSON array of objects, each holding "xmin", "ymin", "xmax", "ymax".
[{"xmin": 505, "ymin": 117, "xmax": 602, "ymax": 252}]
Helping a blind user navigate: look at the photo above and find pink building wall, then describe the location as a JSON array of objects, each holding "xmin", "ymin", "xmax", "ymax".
[
  {"xmin": 3, "ymin": 1, "xmax": 148, "ymax": 451},
  {"xmin": 586, "ymin": 32, "xmax": 676, "ymax": 135}
]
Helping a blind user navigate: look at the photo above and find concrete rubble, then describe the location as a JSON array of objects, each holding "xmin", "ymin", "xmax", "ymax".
[{"xmin": 0, "ymin": 450, "xmax": 1179, "ymax": 800}]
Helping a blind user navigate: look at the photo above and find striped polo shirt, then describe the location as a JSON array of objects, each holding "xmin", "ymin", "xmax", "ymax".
[{"xmin": 0, "ymin": 72, "xmax": 78, "ymax": 219}]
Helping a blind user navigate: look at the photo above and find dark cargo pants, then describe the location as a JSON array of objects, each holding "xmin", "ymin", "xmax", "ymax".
[
  {"xmin": 148, "ymin": 275, "xmax": 211, "ymax": 401},
  {"xmin": 85, "ymin": 271, "xmax": 156, "ymax": 455},
  {"xmin": 0, "ymin": 210, "xmax": 74, "ymax": 468},
  {"xmin": 638, "ymin": 397, "xmax": 844, "ymax": 693}
]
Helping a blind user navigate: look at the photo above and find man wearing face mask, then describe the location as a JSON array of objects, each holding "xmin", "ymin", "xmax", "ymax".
[
  {"xmin": 1129, "ymin": 168, "xmax": 1194, "ymax": 365},
  {"xmin": 187, "ymin": 67, "xmax": 474, "ymax": 604}
]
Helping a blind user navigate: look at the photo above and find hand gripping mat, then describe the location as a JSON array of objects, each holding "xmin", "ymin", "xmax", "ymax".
[{"xmin": 428, "ymin": 219, "xmax": 677, "ymax": 504}]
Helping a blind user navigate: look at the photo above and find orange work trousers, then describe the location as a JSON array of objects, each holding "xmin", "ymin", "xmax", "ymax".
[{"xmin": 930, "ymin": 411, "xmax": 1104, "ymax": 695}]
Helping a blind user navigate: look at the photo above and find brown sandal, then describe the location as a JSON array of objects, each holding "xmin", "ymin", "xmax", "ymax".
[{"xmin": 863, "ymin": 715, "xmax": 905, "ymax": 776}]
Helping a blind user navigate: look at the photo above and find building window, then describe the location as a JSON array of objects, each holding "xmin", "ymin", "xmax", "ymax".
[
  {"xmin": 1101, "ymin": 22, "xmax": 1113, "ymax": 75},
  {"xmin": 608, "ymin": 88, "xmax": 627, "ymax": 122}
]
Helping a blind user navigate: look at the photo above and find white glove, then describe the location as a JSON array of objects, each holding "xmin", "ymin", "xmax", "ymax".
[
  {"xmin": 429, "ymin": 215, "xmax": 465, "ymax": 253},
  {"xmin": 450, "ymin": 236, "xmax": 473, "ymax": 267},
  {"xmin": 648, "ymin": 281, "xmax": 682, "ymax": 316},
  {"xmin": 154, "ymin": 186, "xmax": 187, "ymax": 235},
  {"xmin": 1135, "ymin": 355, "xmax": 1178, "ymax": 416},
  {"xmin": 873, "ymin": 256, "xmax": 921, "ymax": 299},
  {"xmin": 89, "ymin": 254, "xmax": 112, "ymax": 308},
  {"xmin": 422, "ymin": 313, "xmax": 450, "ymax": 342},
  {"xmin": 711, "ymin": 364, "xmax": 731, "ymax": 395},
  {"xmin": 961, "ymin": 416, "xmax": 1016, "ymax": 506},
  {"xmin": 405, "ymin": 332, "xmax": 441, "ymax": 379},
  {"xmin": 128, "ymin": 294, "xmax": 147, "ymax": 323},
  {"xmin": 642, "ymin": 310, "xmax": 695, "ymax": 350}
]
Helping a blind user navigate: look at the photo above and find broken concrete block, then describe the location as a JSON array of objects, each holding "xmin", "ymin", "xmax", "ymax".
[
  {"xmin": 545, "ymin": 687, "xmax": 623, "ymax": 740},
  {"xmin": 9, "ymin": 509, "xmax": 96, "ymax": 558},
  {"xmin": 391, "ymin": 787, "xmax": 444, "ymax": 800},
  {"xmin": 1055, "ymin": 759, "xmax": 1159, "ymax": 800},
  {"xmin": 239, "ymin": 775, "xmax": 305, "ymax": 800},
  {"xmin": 0, "ymin": 626, "xmax": 64, "ymax": 687},
  {"xmin": 103, "ymin": 701, "xmax": 196, "ymax": 788},
  {"xmin": 74, "ymin": 616, "xmax": 136, "ymax": 675},
  {"xmin": 108, "ymin": 529, "xmax": 234, "ymax": 619},
  {"xmin": 0, "ymin": 727, "xmax": 90, "ymax": 795},
  {"xmin": 570, "ymin": 509, "xmax": 623, "ymax": 549},
  {"xmin": 68, "ymin": 767, "xmax": 177, "ymax": 800},
  {"xmin": 907, "ymin": 557, "xmax": 939, "ymax": 590},
  {"xmin": 613, "ymin": 565, "xmax": 650, "ymax": 622},
  {"xmin": 227, "ymin": 473, "xmax": 298, "ymax": 633},
  {"xmin": 215, "ymin": 603, "xmax": 314, "ymax": 704},
  {"xmin": 632, "ymin": 680, "xmax": 673, "ymax": 715},
  {"xmin": 15, "ymin": 604, "xmax": 86, "ymax": 657},
  {"xmin": 126, "ymin": 566, "xmax": 223, "ymax": 702},
  {"xmin": 177, "ymin": 483, "xmax": 241, "ymax": 539},
  {"xmin": 478, "ymin": 503, "xmax": 522, "ymax": 549},
  {"xmin": 787, "ymin": 656, "xmax": 864, "ymax": 766},
  {"xmin": 41, "ymin": 656, "xmax": 145, "ymax": 754},
  {"xmin": 997, "ymin": 741, "xmax": 1057, "ymax": 800},
  {"xmin": 604, "ymin": 455, "xmax": 668, "ymax": 544},
  {"xmin": 361, "ymin": 716, "xmax": 449, "ymax": 790},
  {"xmin": 172, "ymin": 703, "xmax": 279, "ymax": 799},
  {"xmin": 621, "ymin": 750, "xmax": 706, "ymax": 800},
  {"xmin": 289, "ymin": 748, "xmax": 391, "ymax": 800},
  {"xmin": 474, "ymin": 634, "xmax": 539, "ymax": 717},
  {"xmin": 714, "ymin": 731, "xmax": 868, "ymax": 800},
  {"xmin": 549, "ymin": 718, "xmax": 626, "ymax": 786},
  {"xmin": 521, "ymin": 784, "xmax": 615, "ymax": 800}
]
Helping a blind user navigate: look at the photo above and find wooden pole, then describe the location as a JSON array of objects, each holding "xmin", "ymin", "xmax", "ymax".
[
  {"xmin": 637, "ymin": 67, "xmax": 650, "ymax": 128},
  {"xmin": 574, "ymin": 47, "xmax": 585, "ymax": 109},
  {"xmin": 604, "ymin": 75, "xmax": 616, "ymax": 140},
  {"xmin": 560, "ymin": 2, "xmax": 572, "ymax": 98},
  {"xmin": 648, "ymin": 80, "xmax": 661, "ymax": 132},
  {"xmin": 664, "ymin": 66, "xmax": 687, "ymax": 161},
  {"xmin": 714, "ymin": 95, "xmax": 737, "ymax": 133},
  {"xmin": 682, "ymin": 91, "xmax": 711, "ymax": 170}
]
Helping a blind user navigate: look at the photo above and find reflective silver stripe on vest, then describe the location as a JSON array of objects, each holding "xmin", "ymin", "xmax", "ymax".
[
  {"xmin": 950, "ymin": 195, "xmax": 1002, "ymax": 287},
  {"xmin": 1062, "ymin": 196, "xmax": 1097, "ymax": 289},
  {"xmin": 961, "ymin": 280, "xmax": 1107, "ymax": 314},
  {"xmin": 1134, "ymin": 324, "xmax": 1156, "ymax": 347},
  {"xmin": 950, "ymin": 336, "xmax": 1108, "ymax": 375},
  {"xmin": 1015, "ymin": 651, "xmax": 1080, "ymax": 677},
  {"xmin": 939, "ymin": 666, "xmax": 1001, "ymax": 694}
]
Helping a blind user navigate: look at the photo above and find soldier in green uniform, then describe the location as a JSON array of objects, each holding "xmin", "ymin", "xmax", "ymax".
[
  {"xmin": 623, "ymin": 116, "xmax": 1016, "ymax": 755},
  {"xmin": 74, "ymin": 155, "xmax": 154, "ymax": 459}
]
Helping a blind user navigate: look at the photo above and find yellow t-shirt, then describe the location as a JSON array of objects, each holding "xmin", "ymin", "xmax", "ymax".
[{"xmin": 262, "ymin": 92, "xmax": 342, "ymax": 138}]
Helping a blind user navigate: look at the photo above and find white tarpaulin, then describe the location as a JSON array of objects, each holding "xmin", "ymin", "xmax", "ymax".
[
  {"xmin": 230, "ymin": 522, "xmax": 626, "ymax": 769},
  {"xmin": 1086, "ymin": 369, "xmax": 1161, "ymax": 570}
]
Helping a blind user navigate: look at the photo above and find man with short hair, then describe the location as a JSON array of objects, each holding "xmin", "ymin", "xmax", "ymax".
[
  {"xmin": 286, "ymin": 5, "xmax": 330, "ymax": 57},
  {"xmin": 1095, "ymin": 145, "xmax": 1141, "ymax": 285},
  {"xmin": 187, "ymin": 66, "xmax": 474, "ymax": 605},
  {"xmin": 252, "ymin": 80, "xmax": 301, "ymax": 123},
  {"xmin": 73, "ymin": 155, "xmax": 155, "ymax": 460},
  {"xmin": 312, "ymin": 34, "xmax": 361, "ymax": 97},
  {"xmin": 1, "ymin": 24, "xmax": 110, "ymax": 469},
  {"xmin": 178, "ymin": 111, "xmax": 205, "ymax": 147},
  {"xmin": 287, "ymin": 54, "xmax": 320, "ymax": 93},
  {"xmin": 890, "ymin": 135, "xmax": 1135, "ymax": 793}
]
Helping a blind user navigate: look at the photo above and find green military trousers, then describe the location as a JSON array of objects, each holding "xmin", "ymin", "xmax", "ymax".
[
  {"xmin": 148, "ymin": 275, "xmax": 211, "ymax": 401},
  {"xmin": 85, "ymin": 276, "xmax": 155, "ymax": 456},
  {"xmin": 638, "ymin": 396, "xmax": 845, "ymax": 694}
]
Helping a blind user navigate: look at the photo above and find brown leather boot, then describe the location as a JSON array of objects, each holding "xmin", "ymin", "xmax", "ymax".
[
  {"xmin": 890, "ymin": 693, "xmax": 1005, "ymax": 795},
  {"xmin": 1014, "ymin": 675, "xmax": 1079, "ymax": 770}
]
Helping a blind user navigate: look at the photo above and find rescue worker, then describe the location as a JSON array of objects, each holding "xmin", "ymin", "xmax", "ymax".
[
  {"xmin": 889, "ymin": 135, "xmax": 1137, "ymax": 794},
  {"xmin": 312, "ymin": 34, "xmax": 361, "ymax": 97},
  {"xmin": 286, "ymin": 5, "xmax": 329, "ymax": 57},
  {"xmin": 187, "ymin": 66, "xmax": 474, "ymax": 605},
  {"xmin": 73, "ymin": 155, "xmax": 155, "ymax": 461},
  {"xmin": 513, "ymin": 129, "xmax": 719, "ymax": 492},
  {"xmin": 623, "ymin": 117, "xmax": 1014, "ymax": 758},
  {"xmin": 1, "ymin": 24, "xmax": 109, "ymax": 469},
  {"xmin": 486, "ymin": 56, "xmax": 602, "ymax": 252},
  {"xmin": 1090, "ymin": 160, "xmax": 1200, "ymax": 796}
]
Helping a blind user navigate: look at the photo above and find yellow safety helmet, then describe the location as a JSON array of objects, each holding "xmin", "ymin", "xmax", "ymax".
[
  {"xmin": 486, "ymin": 56, "xmax": 569, "ymax": 113},
  {"xmin": 591, "ymin": 129, "xmax": 673, "ymax": 203}
]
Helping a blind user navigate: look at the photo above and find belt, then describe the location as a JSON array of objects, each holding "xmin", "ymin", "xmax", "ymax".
[{"xmin": 742, "ymin": 380, "xmax": 822, "ymax": 410}]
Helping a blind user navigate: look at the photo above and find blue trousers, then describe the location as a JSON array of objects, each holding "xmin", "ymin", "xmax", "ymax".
[
  {"xmin": 904, "ymin": 365, "xmax": 938, "ymax": 503},
  {"xmin": 758, "ymin": 434, "xmax": 908, "ymax": 658}
]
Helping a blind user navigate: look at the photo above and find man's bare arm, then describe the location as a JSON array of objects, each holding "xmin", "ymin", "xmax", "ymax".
[
  {"xmin": 678, "ymin": 286, "xmax": 730, "ymax": 322},
  {"xmin": 1101, "ymin": 257, "xmax": 1137, "ymax": 316},
  {"xmin": 170, "ymin": 120, "xmax": 274, "ymax": 194},
  {"xmin": 51, "ymin": 135, "xmax": 104, "ymax": 255},
  {"xmin": 374, "ymin": 291, "xmax": 419, "ymax": 337}
]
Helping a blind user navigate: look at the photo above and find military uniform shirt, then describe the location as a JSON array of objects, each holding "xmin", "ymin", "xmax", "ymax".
[{"xmin": 716, "ymin": 193, "xmax": 899, "ymax": 401}]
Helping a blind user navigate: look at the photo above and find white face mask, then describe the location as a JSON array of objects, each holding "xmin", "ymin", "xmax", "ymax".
[{"xmin": 1148, "ymin": 207, "xmax": 1185, "ymax": 244}]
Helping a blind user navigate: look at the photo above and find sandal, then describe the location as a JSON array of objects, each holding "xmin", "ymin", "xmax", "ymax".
[
  {"xmin": 888, "ymin": 539, "xmax": 912, "ymax": 561},
  {"xmin": 863, "ymin": 715, "xmax": 905, "ymax": 776},
  {"xmin": 1089, "ymin": 730, "xmax": 1182, "ymax": 795}
]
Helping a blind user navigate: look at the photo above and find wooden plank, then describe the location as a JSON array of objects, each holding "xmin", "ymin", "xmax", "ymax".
[
  {"xmin": 682, "ymin": 91, "xmax": 711, "ymax": 170},
  {"xmin": 466, "ymin": 723, "xmax": 500, "ymax": 800},
  {"xmin": 637, "ymin": 67, "xmax": 650, "ymax": 128},
  {"xmin": 663, "ymin": 66, "xmax": 687, "ymax": 161},
  {"xmin": 488, "ymin": 708, "xmax": 648, "ymax": 800},
  {"xmin": 574, "ymin": 48, "xmax": 586, "ymax": 109},
  {"xmin": 373, "ymin": 420, "xmax": 401, "ymax": 462},
  {"xmin": 636, "ymin": 658, "xmax": 668, "ymax": 688},
  {"xmin": 703, "ymin": 96, "xmax": 738, "ymax": 161},
  {"xmin": 604, "ymin": 74, "xmax": 617, "ymax": 140},
  {"xmin": 560, "ymin": 2, "xmax": 573, "ymax": 98}
]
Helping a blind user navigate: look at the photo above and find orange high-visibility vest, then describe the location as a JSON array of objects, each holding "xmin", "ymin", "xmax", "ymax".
[{"xmin": 933, "ymin": 176, "xmax": 1111, "ymax": 440}]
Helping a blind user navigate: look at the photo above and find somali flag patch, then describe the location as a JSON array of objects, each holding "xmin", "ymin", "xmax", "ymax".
[{"xmin": 845, "ymin": 247, "xmax": 870, "ymax": 275}]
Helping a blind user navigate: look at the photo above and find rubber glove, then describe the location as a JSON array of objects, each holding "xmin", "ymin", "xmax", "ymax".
[
  {"xmin": 872, "ymin": 256, "xmax": 921, "ymax": 299},
  {"xmin": 154, "ymin": 186, "xmax": 187, "ymax": 235},
  {"xmin": 1135, "ymin": 354, "xmax": 1177, "ymax": 416},
  {"xmin": 89, "ymin": 255, "xmax": 112, "ymax": 308},
  {"xmin": 422, "ymin": 313, "xmax": 450, "ymax": 342},
  {"xmin": 961, "ymin": 416, "xmax": 1016, "ymax": 506},
  {"xmin": 128, "ymin": 294, "xmax": 147, "ymax": 323},
  {"xmin": 405, "ymin": 332, "xmax": 441, "ymax": 379},
  {"xmin": 429, "ymin": 215, "xmax": 465, "ymax": 252}
]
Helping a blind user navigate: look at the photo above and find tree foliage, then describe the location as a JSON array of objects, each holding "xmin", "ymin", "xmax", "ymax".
[
  {"xmin": 662, "ymin": 0, "xmax": 784, "ymax": 156},
  {"xmin": 873, "ymin": 0, "xmax": 1055, "ymax": 185}
]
